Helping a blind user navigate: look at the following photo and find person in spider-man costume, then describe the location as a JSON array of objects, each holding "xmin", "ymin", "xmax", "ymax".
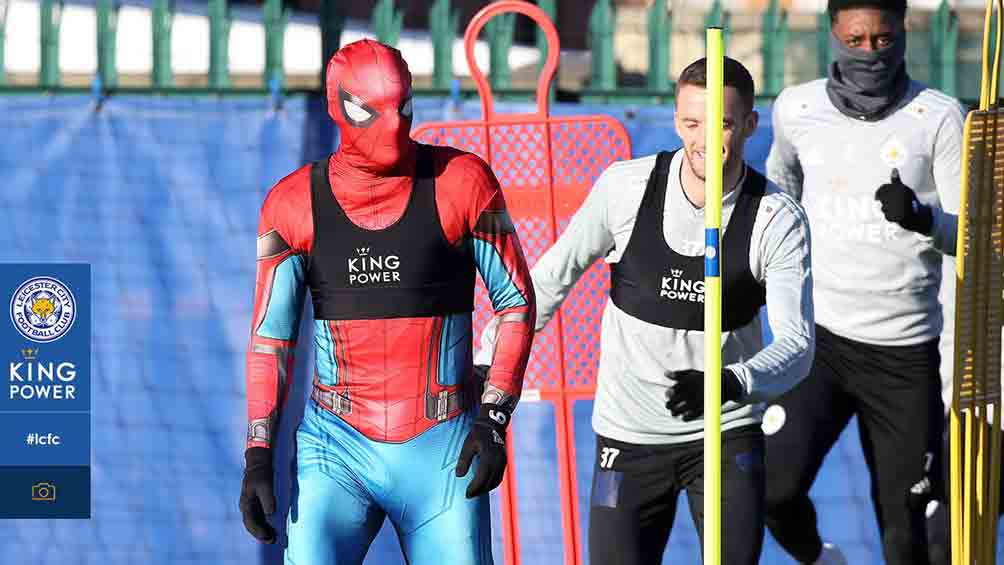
[{"xmin": 237, "ymin": 39, "xmax": 536, "ymax": 565}]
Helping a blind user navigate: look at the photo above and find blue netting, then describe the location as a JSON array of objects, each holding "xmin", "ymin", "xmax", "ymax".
[{"xmin": 1, "ymin": 93, "xmax": 998, "ymax": 565}]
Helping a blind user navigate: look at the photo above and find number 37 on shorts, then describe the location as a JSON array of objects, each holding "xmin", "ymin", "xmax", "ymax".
[{"xmin": 599, "ymin": 447, "xmax": 621, "ymax": 470}]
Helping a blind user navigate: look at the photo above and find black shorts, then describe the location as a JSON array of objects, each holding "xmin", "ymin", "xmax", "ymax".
[{"xmin": 588, "ymin": 425, "xmax": 765, "ymax": 565}]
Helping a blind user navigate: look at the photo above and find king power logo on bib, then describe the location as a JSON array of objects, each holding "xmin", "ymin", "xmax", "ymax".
[
  {"xmin": 660, "ymin": 269, "xmax": 705, "ymax": 303},
  {"xmin": 347, "ymin": 247, "xmax": 402, "ymax": 286}
]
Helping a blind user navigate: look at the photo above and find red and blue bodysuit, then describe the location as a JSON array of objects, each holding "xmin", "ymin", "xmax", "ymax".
[{"xmin": 239, "ymin": 40, "xmax": 535, "ymax": 565}]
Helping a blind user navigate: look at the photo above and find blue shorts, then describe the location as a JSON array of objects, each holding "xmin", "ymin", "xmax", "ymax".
[{"xmin": 284, "ymin": 401, "xmax": 494, "ymax": 565}]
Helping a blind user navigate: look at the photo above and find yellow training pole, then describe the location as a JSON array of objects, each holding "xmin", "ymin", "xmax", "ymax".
[
  {"xmin": 981, "ymin": 5, "xmax": 1003, "ymax": 563},
  {"xmin": 982, "ymin": 411, "xmax": 1001, "ymax": 564},
  {"xmin": 980, "ymin": 0, "xmax": 994, "ymax": 109},
  {"xmin": 951, "ymin": 111, "xmax": 974, "ymax": 565},
  {"xmin": 964, "ymin": 410, "xmax": 975, "ymax": 561},
  {"xmin": 950, "ymin": 407, "xmax": 961, "ymax": 565},
  {"xmin": 982, "ymin": 408, "xmax": 998, "ymax": 565},
  {"xmin": 976, "ymin": 407, "xmax": 987, "ymax": 560},
  {"xmin": 703, "ymin": 27, "xmax": 725, "ymax": 565},
  {"xmin": 951, "ymin": 0, "xmax": 1004, "ymax": 557}
]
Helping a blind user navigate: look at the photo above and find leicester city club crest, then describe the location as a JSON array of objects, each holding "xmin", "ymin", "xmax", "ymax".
[{"xmin": 10, "ymin": 277, "xmax": 77, "ymax": 343}]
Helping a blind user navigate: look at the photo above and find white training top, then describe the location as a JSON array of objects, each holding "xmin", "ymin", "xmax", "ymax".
[{"xmin": 768, "ymin": 79, "xmax": 964, "ymax": 347}]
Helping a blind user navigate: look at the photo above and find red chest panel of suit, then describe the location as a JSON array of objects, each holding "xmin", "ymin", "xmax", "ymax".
[{"xmin": 311, "ymin": 316, "xmax": 470, "ymax": 443}]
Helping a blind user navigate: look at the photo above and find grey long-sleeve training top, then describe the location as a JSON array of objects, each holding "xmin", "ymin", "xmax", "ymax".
[{"xmin": 480, "ymin": 150, "xmax": 815, "ymax": 445}]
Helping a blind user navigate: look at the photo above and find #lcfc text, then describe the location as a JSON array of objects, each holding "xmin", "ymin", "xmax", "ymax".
[{"xmin": 8, "ymin": 361, "xmax": 77, "ymax": 400}]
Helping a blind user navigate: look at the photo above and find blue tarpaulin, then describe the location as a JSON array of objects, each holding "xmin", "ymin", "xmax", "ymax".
[{"xmin": 0, "ymin": 93, "xmax": 994, "ymax": 564}]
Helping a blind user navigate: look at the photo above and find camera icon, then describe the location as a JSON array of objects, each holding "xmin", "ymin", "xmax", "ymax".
[{"xmin": 31, "ymin": 482, "xmax": 56, "ymax": 502}]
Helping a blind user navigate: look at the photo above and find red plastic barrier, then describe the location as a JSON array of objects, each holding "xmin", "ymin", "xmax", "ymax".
[{"xmin": 412, "ymin": 3, "xmax": 632, "ymax": 563}]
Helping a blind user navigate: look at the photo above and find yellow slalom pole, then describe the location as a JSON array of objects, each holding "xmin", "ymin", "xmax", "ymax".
[
  {"xmin": 951, "ymin": 107, "xmax": 974, "ymax": 565},
  {"xmin": 980, "ymin": 0, "xmax": 993, "ymax": 109},
  {"xmin": 950, "ymin": 407, "xmax": 962, "ymax": 565},
  {"xmin": 983, "ymin": 410, "xmax": 1001, "ymax": 564},
  {"xmin": 976, "ymin": 407, "xmax": 987, "ymax": 561},
  {"xmin": 703, "ymin": 27, "xmax": 725, "ymax": 565},
  {"xmin": 952, "ymin": 104, "xmax": 975, "ymax": 565},
  {"xmin": 965, "ymin": 407, "xmax": 975, "ymax": 561},
  {"xmin": 991, "ymin": 0, "xmax": 1002, "ymax": 102},
  {"xmin": 951, "ymin": 0, "xmax": 1004, "ymax": 559}
]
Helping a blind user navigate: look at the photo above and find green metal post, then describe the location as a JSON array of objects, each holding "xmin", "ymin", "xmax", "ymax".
[
  {"xmin": 373, "ymin": 0, "xmax": 403, "ymax": 47},
  {"xmin": 40, "ymin": 0, "xmax": 63, "ymax": 87},
  {"xmin": 589, "ymin": 0, "xmax": 616, "ymax": 92},
  {"xmin": 486, "ymin": 13, "xmax": 515, "ymax": 92},
  {"xmin": 648, "ymin": 0, "xmax": 670, "ymax": 92},
  {"xmin": 704, "ymin": 0, "xmax": 730, "ymax": 50},
  {"xmin": 536, "ymin": 0, "xmax": 557, "ymax": 100},
  {"xmin": 0, "ymin": 0, "xmax": 11, "ymax": 86},
  {"xmin": 930, "ymin": 0, "xmax": 958, "ymax": 96},
  {"xmin": 264, "ymin": 0, "xmax": 286, "ymax": 89},
  {"xmin": 761, "ymin": 0, "xmax": 788, "ymax": 96},
  {"xmin": 152, "ymin": 0, "xmax": 173, "ymax": 88},
  {"xmin": 930, "ymin": 0, "xmax": 944, "ymax": 91},
  {"xmin": 536, "ymin": 0, "xmax": 556, "ymax": 72},
  {"xmin": 430, "ymin": 0, "xmax": 457, "ymax": 89},
  {"xmin": 320, "ymin": 0, "xmax": 344, "ymax": 89},
  {"xmin": 96, "ymin": 0, "xmax": 118, "ymax": 89},
  {"xmin": 817, "ymin": 12, "xmax": 831, "ymax": 77},
  {"xmin": 209, "ymin": 0, "xmax": 230, "ymax": 89},
  {"xmin": 945, "ymin": 1, "xmax": 958, "ymax": 97}
]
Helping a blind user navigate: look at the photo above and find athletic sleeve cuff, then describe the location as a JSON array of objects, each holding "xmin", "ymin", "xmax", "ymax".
[{"xmin": 725, "ymin": 363, "xmax": 753, "ymax": 400}]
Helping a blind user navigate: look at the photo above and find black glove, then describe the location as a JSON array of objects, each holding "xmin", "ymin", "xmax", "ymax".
[
  {"xmin": 455, "ymin": 403, "xmax": 509, "ymax": 499},
  {"xmin": 875, "ymin": 169, "xmax": 933, "ymax": 235},
  {"xmin": 239, "ymin": 447, "xmax": 277, "ymax": 543},
  {"xmin": 473, "ymin": 364, "xmax": 490, "ymax": 383},
  {"xmin": 665, "ymin": 369, "xmax": 745, "ymax": 421}
]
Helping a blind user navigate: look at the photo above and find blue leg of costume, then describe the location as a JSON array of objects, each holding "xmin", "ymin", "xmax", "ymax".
[
  {"xmin": 284, "ymin": 405, "xmax": 385, "ymax": 565},
  {"xmin": 285, "ymin": 403, "xmax": 494, "ymax": 565}
]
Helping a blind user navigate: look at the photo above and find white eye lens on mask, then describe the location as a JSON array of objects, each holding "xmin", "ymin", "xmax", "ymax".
[
  {"xmin": 343, "ymin": 100, "xmax": 374, "ymax": 124},
  {"xmin": 400, "ymin": 98, "xmax": 413, "ymax": 119}
]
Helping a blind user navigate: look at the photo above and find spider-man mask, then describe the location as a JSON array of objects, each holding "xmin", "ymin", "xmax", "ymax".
[{"xmin": 326, "ymin": 39, "xmax": 415, "ymax": 174}]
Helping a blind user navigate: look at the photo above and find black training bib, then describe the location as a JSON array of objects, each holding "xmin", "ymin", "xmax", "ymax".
[
  {"xmin": 305, "ymin": 145, "xmax": 476, "ymax": 320},
  {"xmin": 610, "ymin": 150, "xmax": 766, "ymax": 331}
]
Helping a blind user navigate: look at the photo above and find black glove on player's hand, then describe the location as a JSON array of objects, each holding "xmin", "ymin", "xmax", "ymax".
[
  {"xmin": 875, "ymin": 168, "xmax": 934, "ymax": 234},
  {"xmin": 239, "ymin": 447, "xmax": 277, "ymax": 544},
  {"xmin": 665, "ymin": 369, "xmax": 745, "ymax": 422},
  {"xmin": 456, "ymin": 404, "xmax": 509, "ymax": 499},
  {"xmin": 473, "ymin": 364, "xmax": 490, "ymax": 383}
]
